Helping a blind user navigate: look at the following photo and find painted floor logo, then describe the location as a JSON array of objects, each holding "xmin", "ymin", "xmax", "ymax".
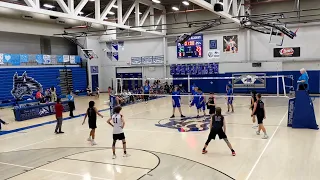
[{"xmin": 156, "ymin": 115, "xmax": 211, "ymax": 132}]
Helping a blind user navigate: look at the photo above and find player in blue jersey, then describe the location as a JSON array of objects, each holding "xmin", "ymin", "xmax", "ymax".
[
  {"xmin": 143, "ymin": 81, "xmax": 150, "ymax": 104},
  {"xmin": 197, "ymin": 88, "xmax": 206, "ymax": 117},
  {"xmin": 226, "ymin": 86, "xmax": 234, "ymax": 113},
  {"xmin": 226, "ymin": 81, "xmax": 233, "ymax": 93},
  {"xmin": 170, "ymin": 86, "xmax": 185, "ymax": 118},
  {"xmin": 191, "ymin": 83, "xmax": 196, "ymax": 95}
]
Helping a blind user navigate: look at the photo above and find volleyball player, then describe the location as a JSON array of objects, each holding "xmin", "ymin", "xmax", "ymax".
[
  {"xmin": 82, "ymin": 101, "xmax": 104, "ymax": 146},
  {"xmin": 143, "ymin": 81, "xmax": 150, "ymax": 104},
  {"xmin": 202, "ymin": 107, "xmax": 236, "ymax": 156},
  {"xmin": 250, "ymin": 90, "xmax": 258, "ymax": 128},
  {"xmin": 251, "ymin": 93, "xmax": 268, "ymax": 139},
  {"xmin": 226, "ymin": 86, "xmax": 234, "ymax": 113},
  {"xmin": 0, "ymin": 119, "xmax": 8, "ymax": 131},
  {"xmin": 107, "ymin": 106, "xmax": 128, "ymax": 159},
  {"xmin": 197, "ymin": 88, "xmax": 206, "ymax": 117},
  {"xmin": 207, "ymin": 92, "xmax": 216, "ymax": 117},
  {"xmin": 170, "ymin": 86, "xmax": 185, "ymax": 118}
]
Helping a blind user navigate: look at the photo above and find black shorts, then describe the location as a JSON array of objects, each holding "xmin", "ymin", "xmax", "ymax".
[
  {"xmin": 256, "ymin": 115, "xmax": 264, "ymax": 124},
  {"xmin": 209, "ymin": 107, "xmax": 216, "ymax": 115},
  {"xmin": 89, "ymin": 120, "xmax": 97, "ymax": 129},
  {"xmin": 113, "ymin": 133, "xmax": 125, "ymax": 141},
  {"xmin": 208, "ymin": 129, "xmax": 227, "ymax": 140}
]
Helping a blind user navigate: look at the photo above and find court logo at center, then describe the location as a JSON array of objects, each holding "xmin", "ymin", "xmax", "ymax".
[{"xmin": 156, "ymin": 116, "xmax": 211, "ymax": 132}]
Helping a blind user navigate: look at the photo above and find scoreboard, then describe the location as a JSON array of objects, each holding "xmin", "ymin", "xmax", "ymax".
[{"xmin": 177, "ymin": 35, "xmax": 203, "ymax": 58}]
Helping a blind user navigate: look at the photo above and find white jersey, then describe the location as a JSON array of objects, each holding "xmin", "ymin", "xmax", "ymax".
[{"xmin": 111, "ymin": 113, "xmax": 123, "ymax": 134}]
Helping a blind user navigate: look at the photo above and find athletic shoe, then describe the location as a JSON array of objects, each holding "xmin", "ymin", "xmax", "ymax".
[
  {"xmin": 256, "ymin": 131, "xmax": 260, "ymax": 135},
  {"xmin": 252, "ymin": 125, "xmax": 258, "ymax": 129},
  {"xmin": 181, "ymin": 115, "xmax": 185, "ymax": 118},
  {"xmin": 232, "ymin": 151, "xmax": 236, "ymax": 156},
  {"xmin": 58, "ymin": 131, "xmax": 64, "ymax": 134},
  {"xmin": 170, "ymin": 115, "xmax": 175, "ymax": 118},
  {"xmin": 123, "ymin": 153, "xmax": 130, "ymax": 157},
  {"xmin": 112, "ymin": 155, "xmax": 116, "ymax": 159},
  {"xmin": 87, "ymin": 137, "xmax": 92, "ymax": 141},
  {"xmin": 91, "ymin": 141, "xmax": 97, "ymax": 146},
  {"xmin": 202, "ymin": 150, "xmax": 207, "ymax": 154},
  {"xmin": 262, "ymin": 135, "xmax": 269, "ymax": 139}
]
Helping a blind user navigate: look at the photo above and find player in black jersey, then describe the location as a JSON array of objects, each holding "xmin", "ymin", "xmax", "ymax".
[
  {"xmin": 251, "ymin": 93, "xmax": 268, "ymax": 139},
  {"xmin": 206, "ymin": 92, "xmax": 216, "ymax": 117},
  {"xmin": 202, "ymin": 107, "xmax": 236, "ymax": 156},
  {"xmin": 250, "ymin": 90, "xmax": 258, "ymax": 128}
]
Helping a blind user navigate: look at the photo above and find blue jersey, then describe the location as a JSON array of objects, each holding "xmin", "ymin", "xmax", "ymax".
[
  {"xmin": 227, "ymin": 89, "xmax": 233, "ymax": 102},
  {"xmin": 191, "ymin": 85, "xmax": 196, "ymax": 95},
  {"xmin": 144, "ymin": 85, "xmax": 150, "ymax": 93},
  {"xmin": 172, "ymin": 91, "xmax": 181, "ymax": 101},
  {"xmin": 199, "ymin": 92, "xmax": 204, "ymax": 104},
  {"xmin": 193, "ymin": 92, "xmax": 200, "ymax": 103}
]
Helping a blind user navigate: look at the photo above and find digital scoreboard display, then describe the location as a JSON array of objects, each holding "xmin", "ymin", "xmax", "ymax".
[{"xmin": 177, "ymin": 35, "xmax": 203, "ymax": 58}]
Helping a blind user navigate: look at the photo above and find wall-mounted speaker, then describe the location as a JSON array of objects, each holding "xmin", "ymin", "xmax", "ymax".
[{"xmin": 214, "ymin": 2, "xmax": 224, "ymax": 12}]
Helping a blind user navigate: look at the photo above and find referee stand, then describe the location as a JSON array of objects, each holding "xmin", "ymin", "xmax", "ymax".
[{"xmin": 288, "ymin": 90, "xmax": 318, "ymax": 130}]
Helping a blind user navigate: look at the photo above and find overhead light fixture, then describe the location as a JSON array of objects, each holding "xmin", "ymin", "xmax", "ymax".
[
  {"xmin": 112, "ymin": 5, "xmax": 118, "ymax": 8},
  {"xmin": 152, "ymin": 0, "xmax": 161, "ymax": 3},
  {"xmin": 89, "ymin": 0, "xmax": 95, "ymax": 1},
  {"xmin": 43, "ymin": 4, "xmax": 55, "ymax": 8},
  {"xmin": 134, "ymin": 12, "xmax": 142, "ymax": 15},
  {"xmin": 182, "ymin": 1, "xmax": 189, "ymax": 6},
  {"xmin": 104, "ymin": 17, "xmax": 108, "ymax": 20},
  {"xmin": 108, "ymin": 11, "xmax": 115, "ymax": 15},
  {"xmin": 79, "ymin": 12, "xmax": 84, "ymax": 15},
  {"xmin": 172, "ymin": 6, "xmax": 179, "ymax": 11}
]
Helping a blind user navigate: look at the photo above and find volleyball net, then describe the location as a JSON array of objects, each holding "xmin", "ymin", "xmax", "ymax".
[{"xmin": 114, "ymin": 74, "xmax": 294, "ymax": 98}]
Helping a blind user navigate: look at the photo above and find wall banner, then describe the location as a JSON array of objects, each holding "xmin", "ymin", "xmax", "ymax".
[{"xmin": 274, "ymin": 47, "xmax": 300, "ymax": 57}]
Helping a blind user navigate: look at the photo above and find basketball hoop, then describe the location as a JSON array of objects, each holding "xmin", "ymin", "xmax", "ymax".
[{"xmin": 81, "ymin": 49, "xmax": 98, "ymax": 60}]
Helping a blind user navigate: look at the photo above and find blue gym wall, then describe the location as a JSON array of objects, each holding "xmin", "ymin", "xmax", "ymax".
[
  {"xmin": 173, "ymin": 70, "xmax": 319, "ymax": 94},
  {"xmin": 0, "ymin": 66, "xmax": 87, "ymax": 101}
]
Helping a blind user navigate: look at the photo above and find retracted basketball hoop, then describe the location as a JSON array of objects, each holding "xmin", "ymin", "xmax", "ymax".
[{"xmin": 81, "ymin": 49, "xmax": 98, "ymax": 60}]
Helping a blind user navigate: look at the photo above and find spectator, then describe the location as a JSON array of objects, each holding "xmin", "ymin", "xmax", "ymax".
[
  {"xmin": 54, "ymin": 98, "xmax": 64, "ymax": 134},
  {"xmin": 0, "ymin": 119, "xmax": 8, "ymax": 131},
  {"xmin": 96, "ymin": 87, "xmax": 100, "ymax": 98},
  {"xmin": 45, "ymin": 89, "xmax": 51, "ymax": 102},
  {"xmin": 86, "ymin": 86, "xmax": 93, "ymax": 96},
  {"xmin": 51, "ymin": 86, "xmax": 57, "ymax": 102},
  {"xmin": 67, "ymin": 91, "xmax": 75, "ymax": 118},
  {"xmin": 164, "ymin": 82, "xmax": 170, "ymax": 94},
  {"xmin": 36, "ymin": 90, "xmax": 45, "ymax": 103}
]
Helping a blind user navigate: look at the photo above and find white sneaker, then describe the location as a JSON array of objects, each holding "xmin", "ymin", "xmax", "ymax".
[
  {"xmin": 87, "ymin": 137, "xmax": 91, "ymax": 141},
  {"xmin": 112, "ymin": 155, "xmax": 116, "ymax": 159},
  {"xmin": 262, "ymin": 135, "xmax": 269, "ymax": 139},
  {"xmin": 256, "ymin": 131, "xmax": 260, "ymax": 135},
  {"xmin": 145, "ymin": 102, "xmax": 148, "ymax": 104},
  {"xmin": 91, "ymin": 141, "xmax": 97, "ymax": 146},
  {"xmin": 252, "ymin": 125, "xmax": 258, "ymax": 129},
  {"xmin": 123, "ymin": 153, "xmax": 130, "ymax": 157}
]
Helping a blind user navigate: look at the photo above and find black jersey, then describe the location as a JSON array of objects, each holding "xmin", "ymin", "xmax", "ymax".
[
  {"xmin": 87, "ymin": 107, "xmax": 97, "ymax": 122},
  {"xmin": 212, "ymin": 115, "xmax": 224, "ymax": 130},
  {"xmin": 255, "ymin": 100, "xmax": 265, "ymax": 117},
  {"xmin": 251, "ymin": 95, "xmax": 257, "ymax": 105},
  {"xmin": 207, "ymin": 97, "xmax": 215, "ymax": 108}
]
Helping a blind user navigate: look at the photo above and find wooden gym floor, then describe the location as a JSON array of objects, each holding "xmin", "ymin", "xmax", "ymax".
[{"xmin": 0, "ymin": 94, "xmax": 319, "ymax": 180}]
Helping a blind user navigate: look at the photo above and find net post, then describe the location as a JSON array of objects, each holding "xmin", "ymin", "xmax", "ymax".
[
  {"xmin": 120, "ymin": 78, "xmax": 123, "ymax": 94},
  {"xmin": 277, "ymin": 76, "xmax": 279, "ymax": 97},
  {"xmin": 187, "ymin": 74, "xmax": 191, "ymax": 102},
  {"xmin": 109, "ymin": 95, "xmax": 116, "ymax": 118},
  {"xmin": 282, "ymin": 75, "xmax": 286, "ymax": 96},
  {"xmin": 115, "ymin": 78, "xmax": 120, "ymax": 95}
]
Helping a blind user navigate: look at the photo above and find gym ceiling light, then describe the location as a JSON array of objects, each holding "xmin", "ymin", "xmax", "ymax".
[
  {"xmin": 152, "ymin": 0, "xmax": 161, "ymax": 3},
  {"xmin": 172, "ymin": 6, "xmax": 179, "ymax": 11},
  {"xmin": 182, "ymin": 1, "xmax": 189, "ymax": 6}
]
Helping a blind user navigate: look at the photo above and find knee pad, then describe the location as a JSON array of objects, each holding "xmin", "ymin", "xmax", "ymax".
[{"xmin": 112, "ymin": 141, "xmax": 116, "ymax": 146}]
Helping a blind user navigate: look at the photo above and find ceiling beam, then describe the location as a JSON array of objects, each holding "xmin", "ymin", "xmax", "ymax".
[
  {"xmin": 100, "ymin": 0, "xmax": 116, "ymax": 20},
  {"xmin": 188, "ymin": 0, "xmax": 240, "ymax": 24},
  {"xmin": 138, "ymin": 0, "xmax": 165, "ymax": 10},
  {"xmin": 0, "ymin": 1, "xmax": 164, "ymax": 36},
  {"xmin": 56, "ymin": 0, "xmax": 71, "ymax": 14},
  {"xmin": 140, "ymin": 6, "xmax": 151, "ymax": 26},
  {"xmin": 123, "ymin": 2, "xmax": 135, "ymax": 25},
  {"xmin": 23, "ymin": 0, "xmax": 36, "ymax": 8},
  {"xmin": 95, "ymin": 0, "xmax": 100, "ymax": 20},
  {"xmin": 117, "ymin": 0, "xmax": 123, "ymax": 24},
  {"xmin": 74, "ymin": 0, "xmax": 88, "ymax": 15}
]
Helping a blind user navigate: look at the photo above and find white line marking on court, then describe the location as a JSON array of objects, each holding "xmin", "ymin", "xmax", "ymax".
[
  {"xmin": 5, "ymin": 136, "xmax": 58, "ymax": 152},
  {"xmin": 0, "ymin": 161, "xmax": 110, "ymax": 180},
  {"xmin": 245, "ymin": 111, "xmax": 288, "ymax": 180}
]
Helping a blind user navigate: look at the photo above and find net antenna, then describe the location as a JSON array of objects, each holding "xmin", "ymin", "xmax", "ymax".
[{"xmin": 115, "ymin": 75, "xmax": 293, "ymax": 97}]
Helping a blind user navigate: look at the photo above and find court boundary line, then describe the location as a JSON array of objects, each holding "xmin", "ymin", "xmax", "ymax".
[
  {"xmin": 0, "ymin": 147, "xmax": 235, "ymax": 180},
  {"xmin": 63, "ymin": 157, "xmax": 152, "ymax": 170},
  {"xmin": 0, "ymin": 97, "xmax": 166, "ymax": 137},
  {"xmin": 245, "ymin": 111, "xmax": 288, "ymax": 180}
]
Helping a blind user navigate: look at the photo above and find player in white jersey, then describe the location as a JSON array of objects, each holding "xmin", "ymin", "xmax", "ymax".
[{"xmin": 107, "ymin": 106, "xmax": 128, "ymax": 159}]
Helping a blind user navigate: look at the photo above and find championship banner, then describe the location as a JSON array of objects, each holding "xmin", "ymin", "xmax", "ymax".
[
  {"xmin": 131, "ymin": 57, "xmax": 142, "ymax": 65},
  {"xmin": 112, "ymin": 43, "xmax": 118, "ymax": 51},
  {"xmin": 43, "ymin": 55, "xmax": 51, "ymax": 64},
  {"xmin": 170, "ymin": 64, "xmax": 176, "ymax": 75},
  {"xmin": 152, "ymin": 55, "xmax": 164, "ymax": 64},
  {"xmin": 209, "ymin": 40, "xmax": 217, "ymax": 49},
  {"xmin": 274, "ymin": 47, "xmax": 300, "ymax": 57},
  {"xmin": 69, "ymin": 55, "xmax": 76, "ymax": 64},
  {"xmin": 232, "ymin": 73, "xmax": 266, "ymax": 88},
  {"xmin": 112, "ymin": 52, "xmax": 119, "ymax": 61},
  {"xmin": 118, "ymin": 41, "xmax": 124, "ymax": 50},
  {"xmin": 142, "ymin": 56, "xmax": 153, "ymax": 65},
  {"xmin": 180, "ymin": 64, "xmax": 186, "ymax": 75},
  {"xmin": 90, "ymin": 66, "xmax": 99, "ymax": 74},
  {"xmin": 63, "ymin": 55, "xmax": 70, "ymax": 62},
  {"xmin": 0, "ymin": 53, "xmax": 3, "ymax": 64}
]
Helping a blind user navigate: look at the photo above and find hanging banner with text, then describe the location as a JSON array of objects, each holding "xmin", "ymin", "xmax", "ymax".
[
  {"xmin": 130, "ymin": 55, "xmax": 164, "ymax": 65},
  {"xmin": 274, "ymin": 47, "xmax": 300, "ymax": 57}
]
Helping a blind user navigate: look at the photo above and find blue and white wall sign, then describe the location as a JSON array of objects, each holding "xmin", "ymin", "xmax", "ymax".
[
  {"xmin": 131, "ymin": 57, "xmax": 142, "ymax": 65},
  {"xmin": 209, "ymin": 40, "xmax": 217, "ymax": 49},
  {"xmin": 90, "ymin": 66, "xmax": 99, "ymax": 74},
  {"xmin": 131, "ymin": 55, "xmax": 164, "ymax": 65}
]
